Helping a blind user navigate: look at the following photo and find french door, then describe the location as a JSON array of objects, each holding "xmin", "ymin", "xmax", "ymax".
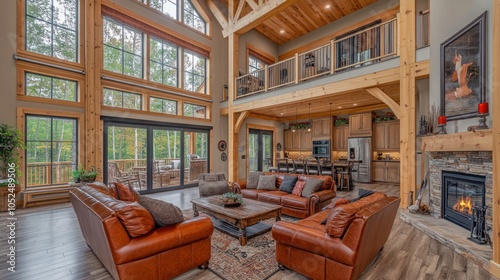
[{"xmin": 248, "ymin": 129, "xmax": 273, "ymax": 172}]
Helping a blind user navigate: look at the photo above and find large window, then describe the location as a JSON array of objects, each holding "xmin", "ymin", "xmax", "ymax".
[
  {"xmin": 183, "ymin": 103, "xmax": 205, "ymax": 118},
  {"xmin": 149, "ymin": 0, "xmax": 206, "ymax": 34},
  {"xmin": 25, "ymin": 115, "xmax": 78, "ymax": 187},
  {"xmin": 150, "ymin": 97, "xmax": 177, "ymax": 114},
  {"xmin": 182, "ymin": 0, "xmax": 205, "ymax": 33},
  {"xmin": 150, "ymin": 38, "xmax": 178, "ymax": 87},
  {"xmin": 103, "ymin": 17, "xmax": 144, "ymax": 78},
  {"xmin": 25, "ymin": 72, "xmax": 77, "ymax": 101},
  {"xmin": 25, "ymin": 0, "xmax": 79, "ymax": 62},
  {"xmin": 183, "ymin": 50, "xmax": 206, "ymax": 93},
  {"xmin": 103, "ymin": 88, "xmax": 142, "ymax": 110}
]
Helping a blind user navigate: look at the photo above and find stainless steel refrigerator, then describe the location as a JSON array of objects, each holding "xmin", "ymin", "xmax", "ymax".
[{"xmin": 347, "ymin": 137, "xmax": 372, "ymax": 183}]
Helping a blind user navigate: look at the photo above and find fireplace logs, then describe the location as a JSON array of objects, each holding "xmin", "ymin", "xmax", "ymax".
[{"xmin": 468, "ymin": 206, "xmax": 488, "ymax": 245}]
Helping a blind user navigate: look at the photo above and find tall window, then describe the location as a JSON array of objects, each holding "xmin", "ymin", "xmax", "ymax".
[
  {"xmin": 150, "ymin": 97, "xmax": 177, "ymax": 114},
  {"xmin": 150, "ymin": 38, "xmax": 178, "ymax": 87},
  {"xmin": 25, "ymin": 115, "xmax": 78, "ymax": 187},
  {"xmin": 25, "ymin": 73, "xmax": 77, "ymax": 101},
  {"xmin": 249, "ymin": 55, "xmax": 265, "ymax": 73},
  {"xmin": 103, "ymin": 88, "xmax": 142, "ymax": 110},
  {"xmin": 183, "ymin": 103, "xmax": 205, "ymax": 118},
  {"xmin": 25, "ymin": 0, "xmax": 79, "ymax": 62},
  {"xmin": 184, "ymin": 50, "xmax": 206, "ymax": 93},
  {"xmin": 103, "ymin": 17, "xmax": 144, "ymax": 78},
  {"xmin": 150, "ymin": 0, "xmax": 177, "ymax": 20},
  {"xmin": 182, "ymin": 0, "xmax": 205, "ymax": 33},
  {"xmin": 149, "ymin": 0, "xmax": 206, "ymax": 34}
]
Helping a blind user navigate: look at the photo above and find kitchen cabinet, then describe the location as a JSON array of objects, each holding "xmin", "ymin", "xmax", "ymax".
[
  {"xmin": 284, "ymin": 130, "xmax": 293, "ymax": 150},
  {"xmin": 333, "ymin": 125, "xmax": 349, "ymax": 150},
  {"xmin": 284, "ymin": 129, "xmax": 312, "ymax": 151},
  {"xmin": 349, "ymin": 113, "xmax": 372, "ymax": 136},
  {"xmin": 372, "ymin": 161, "xmax": 400, "ymax": 183},
  {"xmin": 373, "ymin": 120, "xmax": 400, "ymax": 151},
  {"xmin": 312, "ymin": 118, "xmax": 331, "ymax": 139}
]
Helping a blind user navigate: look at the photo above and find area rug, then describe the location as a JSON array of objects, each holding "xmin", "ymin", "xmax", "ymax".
[{"xmin": 183, "ymin": 209, "xmax": 296, "ymax": 280}]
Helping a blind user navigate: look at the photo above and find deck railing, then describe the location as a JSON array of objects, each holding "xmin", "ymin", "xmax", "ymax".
[{"xmin": 235, "ymin": 17, "xmax": 398, "ymax": 99}]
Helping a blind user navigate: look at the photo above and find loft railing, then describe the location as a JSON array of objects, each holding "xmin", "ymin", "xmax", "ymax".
[{"xmin": 235, "ymin": 17, "xmax": 398, "ymax": 99}]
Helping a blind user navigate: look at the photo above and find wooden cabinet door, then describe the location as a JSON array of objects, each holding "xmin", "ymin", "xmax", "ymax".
[
  {"xmin": 312, "ymin": 118, "xmax": 330, "ymax": 139},
  {"xmin": 312, "ymin": 119, "xmax": 323, "ymax": 138},
  {"xmin": 386, "ymin": 162, "xmax": 400, "ymax": 183},
  {"xmin": 284, "ymin": 130, "xmax": 293, "ymax": 150},
  {"xmin": 387, "ymin": 122, "xmax": 400, "ymax": 150},
  {"xmin": 333, "ymin": 126, "xmax": 342, "ymax": 150},
  {"xmin": 342, "ymin": 125, "xmax": 349, "ymax": 149},
  {"xmin": 321, "ymin": 118, "xmax": 331, "ymax": 137},
  {"xmin": 349, "ymin": 114, "xmax": 361, "ymax": 134},
  {"xmin": 292, "ymin": 131, "xmax": 301, "ymax": 150},
  {"xmin": 372, "ymin": 162, "xmax": 386, "ymax": 181},
  {"xmin": 360, "ymin": 113, "xmax": 372, "ymax": 132},
  {"xmin": 349, "ymin": 113, "xmax": 372, "ymax": 136},
  {"xmin": 373, "ymin": 122, "xmax": 387, "ymax": 150},
  {"xmin": 302, "ymin": 130, "xmax": 312, "ymax": 150}
]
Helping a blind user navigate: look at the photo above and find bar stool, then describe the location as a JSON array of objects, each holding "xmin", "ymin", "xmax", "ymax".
[
  {"xmin": 337, "ymin": 161, "xmax": 353, "ymax": 191},
  {"xmin": 306, "ymin": 159, "xmax": 320, "ymax": 175},
  {"xmin": 320, "ymin": 164, "xmax": 334, "ymax": 178},
  {"xmin": 293, "ymin": 159, "xmax": 306, "ymax": 174},
  {"xmin": 277, "ymin": 159, "xmax": 289, "ymax": 173}
]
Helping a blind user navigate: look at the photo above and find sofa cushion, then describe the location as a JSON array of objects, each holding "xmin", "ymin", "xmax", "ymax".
[
  {"xmin": 257, "ymin": 175, "xmax": 276, "ymax": 190},
  {"xmin": 247, "ymin": 172, "xmax": 264, "ymax": 189},
  {"xmin": 115, "ymin": 182, "xmax": 139, "ymax": 202},
  {"xmin": 241, "ymin": 189, "xmax": 266, "ymax": 200},
  {"xmin": 138, "ymin": 196, "xmax": 184, "ymax": 226},
  {"xmin": 279, "ymin": 175, "xmax": 298, "ymax": 193},
  {"xmin": 87, "ymin": 182, "xmax": 113, "ymax": 196},
  {"xmin": 115, "ymin": 202, "xmax": 156, "ymax": 237},
  {"xmin": 301, "ymin": 178, "xmax": 324, "ymax": 198},
  {"xmin": 325, "ymin": 192, "xmax": 387, "ymax": 238},
  {"xmin": 281, "ymin": 194, "xmax": 308, "ymax": 210},
  {"xmin": 292, "ymin": 180, "xmax": 306, "ymax": 196},
  {"xmin": 258, "ymin": 191, "xmax": 287, "ymax": 204},
  {"xmin": 204, "ymin": 174, "xmax": 220, "ymax": 182}
]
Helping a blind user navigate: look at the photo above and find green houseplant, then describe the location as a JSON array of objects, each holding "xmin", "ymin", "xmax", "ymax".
[
  {"xmin": 0, "ymin": 124, "xmax": 25, "ymax": 185},
  {"xmin": 72, "ymin": 166, "xmax": 99, "ymax": 183}
]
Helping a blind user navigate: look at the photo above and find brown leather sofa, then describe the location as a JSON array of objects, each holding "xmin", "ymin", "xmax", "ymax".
[
  {"xmin": 238, "ymin": 173, "xmax": 336, "ymax": 219},
  {"xmin": 70, "ymin": 184, "xmax": 213, "ymax": 280},
  {"xmin": 272, "ymin": 192, "xmax": 400, "ymax": 280}
]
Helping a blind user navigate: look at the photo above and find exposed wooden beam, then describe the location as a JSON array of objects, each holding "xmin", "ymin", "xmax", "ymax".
[
  {"xmin": 227, "ymin": 33, "xmax": 238, "ymax": 183},
  {"xmin": 207, "ymin": 0, "xmax": 228, "ymax": 30},
  {"xmin": 222, "ymin": 0, "xmax": 298, "ymax": 37},
  {"xmin": 246, "ymin": 0, "xmax": 258, "ymax": 10},
  {"xmin": 420, "ymin": 130, "xmax": 492, "ymax": 152},
  {"xmin": 366, "ymin": 87, "xmax": 401, "ymax": 119},
  {"xmin": 415, "ymin": 60, "xmax": 429, "ymax": 78},
  {"xmin": 235, "ymin": 110, "xmax": 250, "ymax": 132},
  {"xmin": 234, "ymin": 0, "xmax": 245, "ymax": 23},
  {"xmin": 248, "ymin": 112, "xmax": 280, "ymax": 121}
]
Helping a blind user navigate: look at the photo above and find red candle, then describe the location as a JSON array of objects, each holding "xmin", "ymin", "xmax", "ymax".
[
  {"xmin": 478, "ymin": 102, "xmax": 489, "ymax": 114},
  {"xmin": 438, "ymin": 115, "xmax": 446, "ymax": 125}
]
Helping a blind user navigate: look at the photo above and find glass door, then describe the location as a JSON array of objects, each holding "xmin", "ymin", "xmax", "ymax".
[
  {"xmin": 184, "ymin": 130, "xmax": 209, "ymax": 185},
  {"xmin": 249, "ymin": 129, "xmax": 273, "ymax": 172},
  {"xmin": 152, "ymin": 128, "xmax": 181, "ymax": 189}
]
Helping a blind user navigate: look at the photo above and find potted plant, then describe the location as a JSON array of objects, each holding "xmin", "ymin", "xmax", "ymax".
[
  {"xmin": 0, "ymin": 124, "xmax": 26, "ymax": 211},
  {"xmin": 72, "ymin": 166, "xmax": 99, "ymax": 183}
]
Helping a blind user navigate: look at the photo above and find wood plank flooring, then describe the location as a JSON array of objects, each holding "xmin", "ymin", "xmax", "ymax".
[{"xmin": 0, "ymin": 183, "xmax": 498, "ymax": 280}]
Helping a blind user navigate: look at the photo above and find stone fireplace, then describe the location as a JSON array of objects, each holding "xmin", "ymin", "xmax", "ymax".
[{"xmin": 429, "ymin": 151, "xmax": 492, "ymax": 231}]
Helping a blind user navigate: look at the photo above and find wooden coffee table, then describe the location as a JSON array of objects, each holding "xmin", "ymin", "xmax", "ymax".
[{"xmin": 191, "ymin": 196, "xmax": 282, "ymax": 246}]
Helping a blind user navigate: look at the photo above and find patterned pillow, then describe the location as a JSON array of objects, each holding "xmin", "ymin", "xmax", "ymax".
[
  {"xmin": 204, "ymin": 174, "xmax": 220, "ymax": 182},
  {"xmin": 257, "ymin": 175, "xmax": 276, "ymax": 190},
  {"xmin": 246, "ymin": 172, "xmax": 264, "ymax": 189},
  {"xmin": 138, "ymin": 196, "xmax": 184, "ymax": 226},
  {"xmin": 292, "ymin": 180, "xmax": 306, "ymax": 196},
  {"xmin": 301, "ymin": 178, "xmax": 324, "ymax": 198}
]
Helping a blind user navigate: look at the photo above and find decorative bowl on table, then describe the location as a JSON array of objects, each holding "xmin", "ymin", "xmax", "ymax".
[{"xmin": 219, "ymin": 192, "xmax": 244, "ymax": 207}]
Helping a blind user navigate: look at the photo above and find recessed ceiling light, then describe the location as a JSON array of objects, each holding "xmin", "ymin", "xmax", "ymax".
[
  {"xmin": 353, "ymin": 103, "xmax": 358, "ymax": 106},
  {"xmin": 338, "ymin": 106, "xmax": 342, "ymax": 109},
  {"xmin": 280, "ymin": 112, "xmax": 284, "ymax": 115},
  {"xmin": 279, "ymin": 29, "xmax": 285, "ymax": 34},
  {"xmin": 325, "ymin": 4, "xmax": 331, "ymax": 9}
]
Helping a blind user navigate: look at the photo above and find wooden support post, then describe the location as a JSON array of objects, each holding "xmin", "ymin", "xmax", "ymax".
[
  {"xmin": 227, "ymin": 29, "xmax": 239, "ymax": 183},
  {"xmin": 490, "ymin": 0, "xmax": 500, "ymax": 277},
  {"xmin": 398, "ymin": 0, "xmax": 417, "ymax": 208}
]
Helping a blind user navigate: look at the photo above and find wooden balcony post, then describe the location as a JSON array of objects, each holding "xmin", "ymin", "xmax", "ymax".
[
  {"xmin": 228, "ymin": 33, "xmax": 239, "ymax": 183},
  {"xmin": 330, "ymin": 39, "xmax": 335, "ymax": 74},
  {"xmin": 294, "ymin": 53, "xmax": 299, "ymax": 84},
  {"xmin": 264, "ymin": 65, "xmax": 268, "ymax": 92}
]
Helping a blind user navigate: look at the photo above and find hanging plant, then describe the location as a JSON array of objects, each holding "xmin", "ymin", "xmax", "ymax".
[
  {"xmin": 374, "ymin": 112, "xmax": 396, "ymax": 122},
  {"xmin": 334, "ymin": 118, "xmax": 349, "ymax": 126},
  {"xmin": 289, "ymin": 122, "xmax": 312, "ymax": 131}
]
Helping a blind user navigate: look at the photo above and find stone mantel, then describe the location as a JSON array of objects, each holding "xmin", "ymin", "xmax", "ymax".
[{"xmin": 420, "ymin": 129, "xmax": 492, "ymax": 152}]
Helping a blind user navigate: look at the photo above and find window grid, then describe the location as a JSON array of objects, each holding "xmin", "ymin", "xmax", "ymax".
[
  {"xmin": 150, "ymin": 0, "xmax": 178, "ymax": 20},
  {"xmin": 148, "ymin": 0, "xmax": 206, "ymax": 34},
  {"xmin": 149, "ymin": 97, "xmax": 178, "ymax": 115},
  {"xmin": 183, "ymin": 50, "xmax": 206, "ymax": 94},
  {"xmin": 183, "ymin": 103, "xmax": 206, "ymax": 118},
  {"xmin": 150, "ymin": 37, "xmax": 178, "ymax": 87},
  {"xmin": 183, "ymin": 0, "xmax": 205, "ymax": 34},
  {"xmin": 25, "ymin": 0, "xmax": 79, "ymax": 62},
  {"xmin": 249, "ymin": 56, "xmax": 265, "ymax": 73},
  {"xmin": 103, "ymin": 88, "xmax": 142, "ymax": 110},
  {"xmin": 25, "ymin": 72, "xmax": 78, "ymax": 102}
]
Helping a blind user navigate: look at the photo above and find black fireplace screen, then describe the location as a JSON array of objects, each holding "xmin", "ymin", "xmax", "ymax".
[{"xmin": 442, "ymin": 171, "xmax": 485, "ymax": 230}]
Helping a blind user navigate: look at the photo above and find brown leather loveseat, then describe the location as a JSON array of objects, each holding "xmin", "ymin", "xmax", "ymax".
[
  {"xmin": 70, "ymin": 184, "xmax": 213, "ymax": 279},
  {"xmin": 238, "ymin": 172, "xmax": 336, "ymax": 218},
  {"xmin": 272, "ymin": 192, "xmax": 400, "ymax": 280}
]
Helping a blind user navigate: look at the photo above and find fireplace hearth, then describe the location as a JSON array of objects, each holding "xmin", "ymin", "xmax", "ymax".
[{"xmin": 442, "ymin": 171, "xmax": 485, "ymax": 230}]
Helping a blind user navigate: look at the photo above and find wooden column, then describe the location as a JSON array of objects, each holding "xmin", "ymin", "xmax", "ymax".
[
  {"xmin": 227, "ymin": 0, "xmax": 239, "ymax": 183},
  {"xmin": 490, "ymin": 0, "xmax": 500, "ymax": 277},
  {"xmin": 398, "ymin": 0, "xmax": 417, "ymax": 208}
]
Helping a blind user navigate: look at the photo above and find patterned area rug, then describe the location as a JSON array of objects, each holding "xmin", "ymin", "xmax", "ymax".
[{"xmin": 183, "ymin": 209, "xmax": 296, "ymax": 280}]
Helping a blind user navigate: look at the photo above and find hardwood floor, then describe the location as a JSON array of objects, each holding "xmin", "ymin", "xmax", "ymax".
[{"xmin": 0, "ymin": 183, "xmax": 498, "ymax": 280}]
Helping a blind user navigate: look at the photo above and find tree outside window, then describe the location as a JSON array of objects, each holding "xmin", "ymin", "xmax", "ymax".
[
  {"xmin": 150, "ymin": 97, "xmax": 177, "ymax": 115},
  {"xmin": 150, "ymin": 38, "xmax": 178, "ymax": 87},
  {"xmin": 26, "ymin": 72, "xmax": 77, "ymax": 102},
  {"xmin": 183, "ymin": 50, "xmax": 206, "ymax": 93},
  {"xmin": 183, "ymin": 0, "xmax": 205, "ymax": 33},
  {"xmin": 25, "ymin": 0, "xmax": 79, "ymax": 62},
  {"xmin": 103, "ymin": 88, "xmax": 141, "ymax": 110},
  {"xmin": 149, "ymin": 0, "xmax": 206, "ymax": 34},
  {"xmin": 183, "ymin": 103, "xmax": 205, "ymax": 118},
  {"xmin": 249, "ymin": 55, "xmax": 265, "ymax": 73}
]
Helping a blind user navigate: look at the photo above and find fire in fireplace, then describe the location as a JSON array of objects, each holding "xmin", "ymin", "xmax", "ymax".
[{"xmin": 442, "ymin": 171, "xmax": 486, "ymax": 230}]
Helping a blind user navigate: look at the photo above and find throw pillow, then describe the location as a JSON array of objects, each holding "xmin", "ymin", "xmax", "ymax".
[
  {"xmin": 301, "ymin": 178, "xmax": 324, "ymax": 198},
  {"xmin": 321, "ymin": 198, "xmax": 351, "ymax": 224},
  {"xmin": 204, "ymin": 174, "xmax": 219, "ymax": 182},
  {"xmin": 115, "ymin": 182, "xmax": 139, "ymax": 202},
  {"xmin": 257, "ymin": 175, "xmax": 277, "ymax": 190},
  {"xmin": 246, "ymin": 172, "xmax": 264, "ymax": 189},
  {"xmin": 138, "ymin": 196, "xmax": 185, "ymax": 226},
  {"xmin": 292, "ymin": 180, "xmax": 306, "ymax": 196},
  {"xmin": 87, "ymin": 182, "xmax": 112, "ymax": 196},
  {"xmin": 279, "ymin": 175, "xmax": 298, "ymax": 193},
  {"xmin": 350, "ymin": 189, "xmax": 376, "ymax": 202},
  {"xmin": 116, "ymin": 202, "xmax": 156, "ymax": 237}
]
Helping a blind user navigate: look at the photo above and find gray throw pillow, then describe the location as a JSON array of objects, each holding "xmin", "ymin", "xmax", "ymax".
[
  {"xmin": 279, "ymin": 175, "xmax": 298, "ymax": 193},
  {"xmin": 247, "ymin": 172, "xmax": 264, "ymax": 189},
  {"xmin": 257, "ymin": 175, "xmax": 277, "ymax": 191},
  {"xmin": 138, "ymin": 196, "xmax": 184, "ymax": 227},
  {"xmin": 204, "ymin": 174, "xmax": 219, "ymax": 182},
  {"xmin": 301, "ymin": 178, "xmax": 324, "ymax": 198}
]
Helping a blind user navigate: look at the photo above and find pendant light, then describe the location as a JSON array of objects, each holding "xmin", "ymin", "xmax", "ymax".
[
  {"xmin": 292, "ymin": 105, "xmax": 298, "ymax": 132},
  {"xmin": 307, "ymin": 103, "xmax": 311, "ymax": 131}
]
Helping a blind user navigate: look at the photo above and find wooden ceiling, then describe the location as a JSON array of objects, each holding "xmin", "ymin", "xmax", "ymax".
[
  {"xmin": 214, "ymin": 0, "xmax": 378, "ymax": 45},
  {"xmin": 250, "ymin": 82, "xmax": 400, "ymax": 121}
]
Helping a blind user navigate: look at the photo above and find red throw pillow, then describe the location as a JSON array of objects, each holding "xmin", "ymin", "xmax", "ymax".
[
  {"xmin": 116, "ymin": 202, "xmax": 155, "ymax": 237},
  {"xmin": 115, "ymin": 182, "xmax": 138, "ymax": 202},
  {"xmin": 334, "ymin": 198, "xmax": 350, "ymax": 207},
  {"xmin": 292, "ymin": 180, "xmax": 306, "ymax": 196}
]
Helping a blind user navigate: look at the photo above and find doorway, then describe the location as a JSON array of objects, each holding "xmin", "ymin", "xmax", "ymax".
[{"xmin": 248, "ymin": 129, "xmax": 273, "ymax": 172}]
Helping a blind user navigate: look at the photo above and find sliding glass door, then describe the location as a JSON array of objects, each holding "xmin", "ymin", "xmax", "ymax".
[
  {"xmin": 184, "ymin": 130, "xmax": 209, "ymax": 184},
  {"xmin": 248, "ymin": 129, "xmax": 273, "ymax": 172}
]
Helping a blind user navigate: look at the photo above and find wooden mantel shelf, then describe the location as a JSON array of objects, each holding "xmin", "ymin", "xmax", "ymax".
[{"xmin": 420, "ymin": 129, "xmax": 492, "ymax": 152}]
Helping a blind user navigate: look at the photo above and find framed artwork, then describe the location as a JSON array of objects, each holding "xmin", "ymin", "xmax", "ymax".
[
  {"xmin": 221, "ymin": 152, "xmax": 227, "ymax": 161},
  {"xmin": 218, "ymin": 140, "xmax": 227, "ymax": 151},
  {"xmin": 440, "ymin": 12, "xmax": 486, "ymax": 121}
]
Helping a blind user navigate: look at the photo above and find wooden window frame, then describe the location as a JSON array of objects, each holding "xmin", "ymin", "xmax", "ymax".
[
  {"xmin": 149, "ymin": 96, "xmax": 178, "ymax": 115},
  {"xmin": 17, "ymin": 107, "xmax": 85, "ymax": 190},
  {"xmin": 102, "ymin": 88, "xmax": 143, "ymax": 110},
  {"xmin": 183, "ymin": 102, "xmax": 207, "ymax": 119},
  {"xmin": 149, "ymin": 36, "xmax": 179, "ymax": 87},
  {"xmin": 246, "ymin": 43, "xmax": 276, "ymax": 74}
]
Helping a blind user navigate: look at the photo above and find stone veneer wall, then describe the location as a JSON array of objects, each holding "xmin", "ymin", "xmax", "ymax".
[{"xmin": 428, "ymin": 151, "xmax": 493, "ymax": 230}]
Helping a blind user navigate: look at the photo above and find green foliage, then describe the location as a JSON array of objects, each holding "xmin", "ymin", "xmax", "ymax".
[
  {"xmin": 334, "ymin": 118, "xmax": 349, "ymax": 126},
  {"xmin": 289, "ymin": 122, "xmax": 311, "ymax": 131},
  {"xmin": 0, "ymin": 124, "xmax": 26, "ymax": 179},
  {"xmin": 221, "ymin": 192, "xmax": 244, "ymax": 204},
  {"xmin": 374, "ymin": 112, "xmax": 396, "ymax": 122},
  {"xmin": 72, "ymin": 166, "xmax": 99, "ymax": 183}
]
